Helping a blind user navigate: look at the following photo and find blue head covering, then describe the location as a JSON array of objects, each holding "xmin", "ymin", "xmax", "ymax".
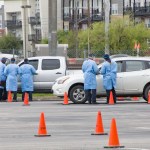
[
  {"xmin": 88, "ymin": 53, "xmax": 95, "ymax": 59},
  {"xmin": 24, "ymin": 58, "xmax": 29, "ymax": 64},
  {"xmin": 1, "ymin": 57, "xmax": 7, "ymax": 63},
  {"xmin": 11, "ymin": 58, "xmax": 15, "ymax": 63},
  {"xmin": 103, "ymin": 54, "xmax": 110, "ymax": 60}
]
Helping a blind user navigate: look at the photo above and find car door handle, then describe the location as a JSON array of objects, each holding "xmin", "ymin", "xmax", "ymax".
[{"xmin": 56, "ymin": 72, "xmax": 62, "ymax": 74}]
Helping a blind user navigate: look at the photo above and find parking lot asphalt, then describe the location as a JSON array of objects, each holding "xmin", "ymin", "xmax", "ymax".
[{"xmin": 0, "ymin": 98, "xmax": 150, "ymax": 150}]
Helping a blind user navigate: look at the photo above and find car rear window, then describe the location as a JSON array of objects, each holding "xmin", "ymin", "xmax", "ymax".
[
  {"xmin": 125, "ymin": 61, "xmax": 145, "ymax": 72},
  {"xmin": 42, "ymin": 59, "xmax": 60, "ymax": 70}
]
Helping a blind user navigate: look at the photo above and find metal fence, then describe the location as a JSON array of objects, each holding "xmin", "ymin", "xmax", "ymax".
[{"xmin": 67, "ymin": 48, "xmax": 150, "ymax": 58}]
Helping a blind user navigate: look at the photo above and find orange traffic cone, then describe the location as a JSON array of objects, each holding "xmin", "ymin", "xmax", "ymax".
[
  {"xmin": 148, "ymin": 92, "xmax": 150, "ymax": 104},
  {"xmin": 35, "ymin": 112, "xmax": 51, "ymax": 137},
  {"xmin": 91, "ymin": 111, "xmax": 107, "ymax": 135},
  {"xmin": 23, "ymin": 93, "xmax": 30, "ymax": 106},
  {"xmin": 109, "ymin": 91, "xmax": 114, "ymax": 105},
  {"xmin": 63, "ymin": 92, "xmax": 69, "ymax": 105},
  {"xmin": 104, "ymin": 118, "xmax": 124, "ymax": 148},
  {"xmin": 7, "ymin": 91, "xmax": 12, "ymax": 102}
]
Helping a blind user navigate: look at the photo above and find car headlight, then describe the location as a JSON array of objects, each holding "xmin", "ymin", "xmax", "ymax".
[{"xmin": 57, "ymin": 77, "xmax": 70, "ymax": 84}]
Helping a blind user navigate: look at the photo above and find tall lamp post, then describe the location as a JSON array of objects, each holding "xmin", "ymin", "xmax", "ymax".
[
  {"xmin": 87, "ymin": 0, "xmax": 90, "ymax": 55},
  {"xmin": 75, "ymin": 0, "xmax": 79, "ymax": 58},
  {"xmin": 104, "ymin": 0, "xmax": 110, "ymax": 54},
  {"xmin": 48, "ymin": 0, "xmax": 57, "ymax": 56},
  {"xmin": 21, "ymin": 5, "xmax": 31, "ymax": 59}
]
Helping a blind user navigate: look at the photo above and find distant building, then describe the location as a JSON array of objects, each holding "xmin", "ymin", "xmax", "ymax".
[
  {"xmin": 4, "ymin": 0, "xmax": 63, "ymax": 57},
  {"xmin": 4, "ymin": 0, "xmax": 150, "ymax": 57},
  {"xmin": 62, "ymin": 0, "xmax": 150, "ymax": 30},
  {"xmin": 0, "ymin": 5, "xmax": 5, "ymax": 36}
]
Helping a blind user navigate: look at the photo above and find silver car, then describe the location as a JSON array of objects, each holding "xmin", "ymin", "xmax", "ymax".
[{"xmin": 52, "ymin": 57, "xmax": 150, "ymax": 104}]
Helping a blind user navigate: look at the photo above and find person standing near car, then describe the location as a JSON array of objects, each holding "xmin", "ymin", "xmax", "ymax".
[
  {"xmin": 4, "ymin": 58, "xmax": 20, "ymax": 102},
  {"xmin": 20, "ymin": 58, "xmax": 37, "ymax": 101},
  {"xmin": 82, "ymin": 54, "xmax": 99, "ymax": 104},
  {"xmin": 100, "ymin": 54, "xmax": 117, "ymax": 104},
  {"xmin": 0, "ymin": 57, "xmax": 7, "ymax": 101}
]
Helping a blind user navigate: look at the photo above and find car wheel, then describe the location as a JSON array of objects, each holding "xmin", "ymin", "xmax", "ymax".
[
  {"xmin": 143, "ymin": 85, "xmax": 150, "ymax": 101},
  {"xmin": 69, "ymin": 85, "xmax": 86, "ymax": 104}
]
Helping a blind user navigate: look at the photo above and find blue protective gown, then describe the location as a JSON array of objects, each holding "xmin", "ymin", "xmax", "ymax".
[
  {"xmin": 4, "ymin": 64, "xmax": 20, "ymax": 91},
  {"xmin": 82, "ymin": 59, "xmax": 99, "ymax": 90},
  {"xmin": 20, "ymin": 64, "xmax": 36, "ymax": 92},
  {"xmin": 100, "ymin": 60, "xmax": 117, "ymax": 90},
  {"xmin": 0, "ymin": 61, "xmax": 6, "ymax": 89}
]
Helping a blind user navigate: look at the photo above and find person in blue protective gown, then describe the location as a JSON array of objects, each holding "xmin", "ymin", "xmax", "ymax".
[
  {"xmin": 0, "ymin": 57, "xmax": 7, "ymax": 101},
  {"xmin": 82, "ymin": 54, "xmax": 99, "ymax": 104},
  {"xmin": 19, "ymin": 58, "xmax": 37, "ymax": 101},
  {"xmin": 4, "ymin": 58, "xmax": 20, "ymax": 102},
  {"xmin": 100, "ymin": 54, "xmax": 117, "ymax": 104}
]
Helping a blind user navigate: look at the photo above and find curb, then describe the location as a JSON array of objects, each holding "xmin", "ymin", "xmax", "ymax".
[{"xmin": 17, "ymin": 96, "xmax": 63, "ymax": 102}]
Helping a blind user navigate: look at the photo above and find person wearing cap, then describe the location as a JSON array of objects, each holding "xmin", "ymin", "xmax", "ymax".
[
  {"xmin": 4, "ymin": 58, "xmax": 20, "ymax": 102},
  {"xmin": 82, "ymin": 54, "xmax": 99, "ymax": 104},
  {"xmin": 0, "ymin": 57, "xmax": 7, "ymax": 101},
  {"xmin": 19, "ymin": 58, "xmax": 37, "ymax": 101},
  {"xmin": 100, "ymin": 54, "xmax": 117, "ymax": 104}
]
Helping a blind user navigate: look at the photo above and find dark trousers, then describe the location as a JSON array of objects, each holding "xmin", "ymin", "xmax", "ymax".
[
  {"xmin": 0, "ymin": 81, "xmax": 7, "ymax": 101},
  {"xmin": 85, "ymin": 89, "xmax": 96, "ymax": 104},
  {"xmin": 0, "ymin": 89, "xmax": 3, "ymax": 101},
  {"xmin": 106, "ymin": 88, "xmax": 116, "ymax": 103},
  {"xmin": 22, "ymin": 91, "xmax": 33, "ymax": 101},
  {"xmin": 2, "ymin": 86, "xmax": 7, "ymax": 100},
  {"xmin": 12, "ymin": 91, "xmax": 17, "ymax": 101}
]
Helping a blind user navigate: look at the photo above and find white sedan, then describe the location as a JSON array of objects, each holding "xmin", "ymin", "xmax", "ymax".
[{"xmin": 52, "ymin": 57, "xmax": 150, "ymax": 104}]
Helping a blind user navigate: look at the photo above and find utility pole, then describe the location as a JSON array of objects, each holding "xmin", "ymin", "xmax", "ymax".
[
  {"xmin": 35, "ymin": 13, "xmax": 38, "ymax": 43},
  {"xmin": 87, "ymin": 0, "xmax": 90, "ymax": 55},
  {"xmin": 104, "ymin": 0, "xmax": 110, "ymax": 54},
  {"xmin": 75, "ymin": 0, "xmax": 78, "ymax": 58},
  {"xmin": 87, "ymin": 0, "xmax": 91, "ymax": 55},
  {"xmin": 48, "ymin": 0, "xmax": 57, "ymax": 56},
  {"xmin": 21, "ymin": 5, "xmax": 31, "ymax": 59}
]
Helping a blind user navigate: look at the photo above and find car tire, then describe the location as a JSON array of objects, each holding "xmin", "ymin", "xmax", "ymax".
[
  {"xmin": 143, "ymin": 85, "xmax": 150, "ymax": 101},
  {"xmin": 69, "ymin": 85, "xmax": 87, "ymax": 104}
]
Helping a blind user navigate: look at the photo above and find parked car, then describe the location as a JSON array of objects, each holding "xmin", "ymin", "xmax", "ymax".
[
  {"xmin": 110, "ymin": 54, "xmax": 130, "ymax": 58},
  {"xmin": 52, "ymin": 57, "xmax": 150, "ymax": 104},
  {"xmin": 0, "ymin": 53, "xmax": 19, "ymax": 64},
  {"xmin": 17, "ymin": 56, "xmax": 81, "ymax": 92}
]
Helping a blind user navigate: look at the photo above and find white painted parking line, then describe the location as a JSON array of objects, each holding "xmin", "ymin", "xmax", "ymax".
[
  {"xmin": 136, "ymin": 127, "xmax": 150, "ymax": 130},
  {"xmin": 122, "ymin": 148, "xmax": 150, "ymax": 150}
]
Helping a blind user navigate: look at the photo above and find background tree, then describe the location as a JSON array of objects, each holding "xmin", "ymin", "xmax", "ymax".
[
  {"xmin": 57, "ymin": 30, "xmax": 77, "ymax": 57},
  {"xmin": 0, "ymin": 34, "xmax": 22, "ymax": 54},
  {"xmin": 58, "ymin": 18, "xmax": 150, "ymax": 57}
]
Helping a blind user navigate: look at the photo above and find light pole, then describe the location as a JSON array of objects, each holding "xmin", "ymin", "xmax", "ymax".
[
  {"xmin": 48, "ymin": 0, "xmax": 57, "ymax": 56},
  {"xmin": 104, "ymin": 0, "xmax": 110, "ymax": 54},
  {"xmin": 21, "ymin": 5, "xmax": 31, "ymax": 59},
  {"xmin": 87, "ymin": 0, "xmax": 90, "ymax": 55},
  {"xmin": 75, "ymin": 0, "xmax": 79, "ymax": 58}
]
